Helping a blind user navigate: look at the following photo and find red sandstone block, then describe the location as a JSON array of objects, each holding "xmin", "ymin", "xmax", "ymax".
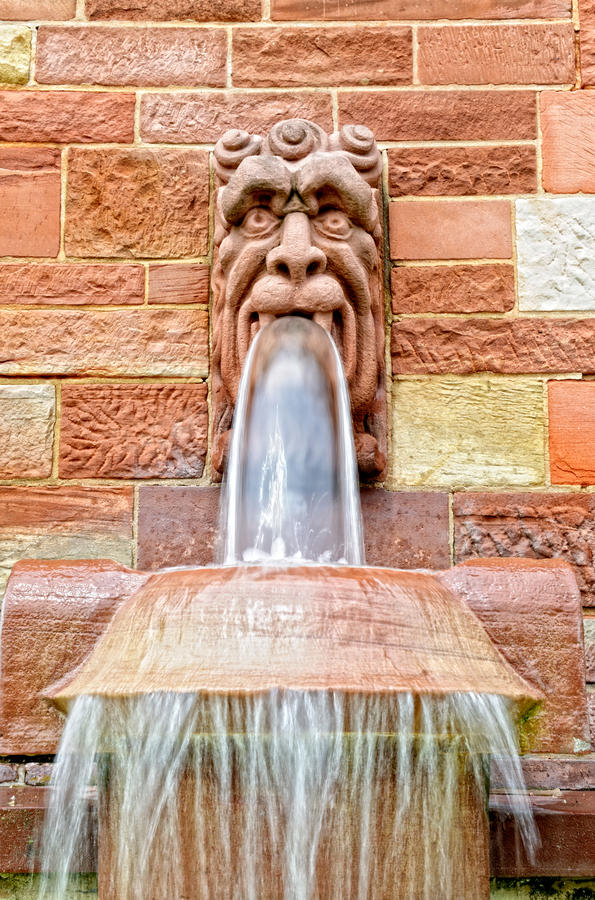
[
  {"xmin": 388, "ymin": 146, "xmax": 536, "ymax": 197},
  {"xmin": 586, "ymin": 617, "xmax": 594, "ymax": 681},
  {"xmin": 589, "ymin": 692, "xmax": 595, "ymax": 744},
  {"xmin": 0, "ymin": 485, "xmax": 133, "ymax": 534},
  {"xmin": 0, "ymin": 0, "xmax": 75, "ymax": 17},
  {"xmin": 541, "ymin": 92, "xmax": 595, "ymax": 193},
  {"xmin": 148, "ymin": 264, "xmax": 209, "ymax": 304},
  {"xmin": 272, "ymin": 0, "xmax": 570, "ymax": 19},
  {"xmin": 141, "ymin": 91, "xmax": 334, "ymax": 144},
  {"xmin": 418, "ymin": 24, "xmax": 575, "ymax": 85},
  {"xmin": 0, "ymin": 91, "xmax": 135, "ymax": 143},
  {"xmin": 86, "ymin": 0, "xmax": 261, "ymax": 19},
  {"xmin": 137, "ymin": 485, "xmax": 221, "ymax": 569},
  {"xmin": 65, "ymin": 149, "xmax": 209, "ymax": 259},
  {"xmin": 454, "ymin": 492, "xmax": 595, "ymax": 607},
  {"xmin": 0, "ymin": 264, "xmax": 144, "ymax": 306},
  {"xmin": 391, "ymin": 265, "xmax": 515, "ymax": 314},
  {"xmin": 232, "ymin": 26, "xmax": 412, "ymax": 87},
  {"xmin": 0, "ymin": 149, "xmax": 60, "ymax": 258},
  {"xmin": 36, "ymin": 27, "xmax": 227, "ymax": 87},
  {"xmin": 339, "ymin": 91, "xmax": 537, "ymax": 142},
  {"xmin": 391, "ymin": 318, "xmax": 595, "ymax": 376},
  {"xmin": 492, "ymin": 757, "xmax": 595, "ymax": 791},
  {"xmin": 0, "ymin": 309, "xmax": 209, "ymax": 376},
  {"xmin": 360, "ymin": 489, "xmax": 450, "ymax": 570},
  {"xmin": 389, "ymin": 200, "xmax": 512, "ymax": 260},
  {"xmin": 580, "ymin": 0, "xmax": 595, "ymax": 85},
  {"xmin": 60, "ymin": 384, "xmax": 208, "ymax": 479},
  {"xmin": 548, "ymin": 381, "xmax": 595, "ymax": 485}
]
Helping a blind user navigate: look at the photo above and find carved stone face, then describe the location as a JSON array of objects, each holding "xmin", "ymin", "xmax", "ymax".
[{"xmin": 211, "ymin": 120, "xmax": 386, "ymax": 478}]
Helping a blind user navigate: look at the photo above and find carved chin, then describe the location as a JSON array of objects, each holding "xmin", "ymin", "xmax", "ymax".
[{"xmin": 236, "ymin": 274, "xmax": 358, "ymax": 381}]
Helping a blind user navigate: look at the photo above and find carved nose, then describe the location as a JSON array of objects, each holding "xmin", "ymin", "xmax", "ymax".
[{"xmin": 266, "ymin": 212, "xmax": 326, "ymax": 282}]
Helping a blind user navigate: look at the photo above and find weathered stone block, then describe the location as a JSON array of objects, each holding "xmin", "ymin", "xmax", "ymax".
[
  {"xmin": 65, "ymin": 149, "xmax": 209, "ymax": 259},
  {"xmin": 272, "ymin": 0, "xmax": 569, "ymax": 18},
  {"xmin": 87, "ymin": 0, "xmax": 260, "ymax": 19},
  {"xmin": 390, "ymin": 200, "xmax": 512, "ymax": 260},
  {"xmin": 0, "ymin": 264, "xmax": 144, "ymax": 306},
  {"xmin": 390, "ymin": 377, "xmax": 545, "ymax": 488},
  {"xmin": 137, "ymin": 485, "xmax": 221, "ymax": 569},
  {"xmin": 391, "ymin": 265, "xmax": 514, "ymax": 314},
  {"xmin": 0, "ymin": 0, "xmax": 75, "ymax": 18},
  {"xmin": 454, "ymin": 491, "xmax": 595, "ymax": 607},
  {"xmin": 391, "ymin": 318, "xmax": 595, "ymax": 375},
  {"xmin": 548, "ymin": 381, "xmax": 595, "ymax": 485},
  {"xmin": 388, "ymin": 146, "xmax": 536, "ymax": 196},
  {"xmin": 516, "ymin": 197, "xmax": 595, "ymax": 311},
  {"xmin": 0, "ymin": 764, "xmax": 16, "ymax": 783},
  {"xmin": 585, "ymin": 617, "xmax": 595, "ymax": 681},
  {"xmin": 60, "ymin": 384, "xmax": 208, "ymax": 479},
  {"xmin": 232, "ymin": 26, "xmax": 412, "ymax": 87},
  {"xmin": 36, "ymin": 26, "xmax": 227, "ymax": 87},
  {"xmin": 0, "ymin": 385, "xmax": 55, "ymax": 479},
  {"xmin": 360, "ymin": 488, "xmax": 450, "ymax": 570},
  {"xmin": 0, "ymin": 26, "xmax": 30, "ymax": 84},
  {"xmin": 148, "ymin": 264, "xmax": 209, "ymax": 304},
  {"xmin": 339, "ymin": 90, "xmax": 537, "ymax": 142},
  {"xmin": 141, "ymin": 91, "xmax": 333, "ymax": 144},
  {"xmin": 580, "ymin": 0, "xmax": 595, "ymax": 85},
  {"xmin": 24, "ymin": 764, "xmax": 52, "ymax": 787},
  {"xmin": 0, "ymin": 91, "xmax": 135, "ymax": 143},
  {"xmin": 418, "ymin": 24, "xmax": 575, "ymax": 85},
  {"xmin": 541, "ymin": 91, "xmax": 595, "ymax": 193},
  {"xmin": 0, "ymin": 309, "xmax": 209, "ymax": 376},
  {"xmin": 0, "ymin": 149, "xmax": 60, "ymax": 258}
]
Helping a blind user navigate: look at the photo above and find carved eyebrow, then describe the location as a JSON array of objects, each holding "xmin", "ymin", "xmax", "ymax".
[
  {"xmin": 220, "ymin": 156, "xmax": 291, "ymax": 224},
  {"xmin": 294, "ymin": 154, "xmax": 378, "ymax": 233}
]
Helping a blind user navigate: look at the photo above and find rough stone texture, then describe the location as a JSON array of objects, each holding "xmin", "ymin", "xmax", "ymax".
[
  {"xmin": 339, "ymin": 90, "xmax": 537, "ymax": 142},
  {"xmin": 0, "ymin": 0, "xmax": 75, "ymax": 18},
  {"xmin": 0, "ymin": 91, "xmax": 135, "ymax": 143},
  {"xmin": 60, "ymin": 384, "xmax": 208, "ymax": 479},
  {"xmin": 273, "ymin": 0, "xmax": 570, "ymax": 16},
  {"xmin": 391, "ymin": 265, "xmax": 515, "ymax": 314},
  {"xmin": 516, "ymin": 197, "xmax": 595, "ymax": 311},
  {"xmin": 390, "ymin": 377, "xmax": 545, "ymax": 488},
  {"xmin": 0, "ymin": 309, "xmax": 209, "ymax": 376},
  {"xmin": 0, "ymin": 149, "xmax": 60, "ymax": 258},
  {"xmin": 541, "ymin": 91, "xmax": 595, "ymax": 193},
  {"xmin": 232, "ymin": 26, "xmax": 412, "ymax": 87},
  {"xmin": 589, "ymin": 690, "xmax": 595, "ymax": 744},
  {"xmin": 0, "ymin": 264, "xmax": 144, "ymax": 306},
  {"xmin": 0, "ymin": 764, "xmax": 16, "ymax": 783},
  {"xmin": 0, "ymin": 26, "xmax": 30, "ymax": 84},
  {"xmin": 23, "ymin": 764, "xmax": 52, "ymax": 787},
  {"xmin": 148, "ymin": 264, "xmax": 209, "ymax": 304},
  {"xmin": 390, "ymin": 200, "xmax": 512, "ymax": 260},
  {"xmin": 0, "ymin": 487, "xmax": 133, "ymax": 600},
  {"xmin": 0, "ymin": 385, "xmax": 55, "ymax": 479},
  {"xmin": 439, "ymin": 559, "xmax": 590, "ymax": 754},
  {"xmin": 453, "ymin": 492, "xmax": 595, "ymax": 607},
  {"xmin": 137, "ymin": 485, "xmax": 221, "ymax": 569},
  {"xmin": 492, "ymin": 757, "xmax": 595, "ymax": 791},
  {"xmin": 418, "ymin": 24, "xmax": 575, "ymax": 85},
  {"xmin": 87, "ymin": 0, "xmax": 260, "ymax": 18},
  {"xmin": 548, "ymin": 381, "xmax": 595, "ymax": 485},
  {"xmin": 36, "ymin": 27, "xmax": 227, "ymax": 87},
  {"xmin": 585, "ymin": 617, "xmax": 595, "ymax": 680},
  {"xmin": 141, "ymin": 91, "xmax": 334, "ymax": 144},
  {"xmin": 580, "ymin": 0, "xmax": 595, "ymax": 85},
  {"xmin": 360, "ymin": 488, "xmax": 450, "ymax": 570},
  {"xmin": 391, "ymin": 318, "xmax": 595, "ymax": 375},
  {"xmin": 65, "ymin": 149, "xmax": 209, "ymax": 259},
  {"xmin": 388, "ymin": 146, "xmax": 536, "ymax": 197}
]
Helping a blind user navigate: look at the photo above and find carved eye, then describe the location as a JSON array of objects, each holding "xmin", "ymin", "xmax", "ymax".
[
  {"xmin": 314, "ymin": 208, "xmax": 352, "ymax": 240},
  {"xmin": 241, "ymin": 207, "xmax": 280, "ymax": 237}
]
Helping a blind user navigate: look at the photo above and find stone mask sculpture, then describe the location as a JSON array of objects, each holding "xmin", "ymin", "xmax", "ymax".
[{"xmin": 211, "ymin": 119, "xmax": 386, "ymax": 478}]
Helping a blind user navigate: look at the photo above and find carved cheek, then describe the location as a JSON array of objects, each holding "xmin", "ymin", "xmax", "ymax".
[{"xmin": 223, "ymin": 235, "xmax": 275, "ymax": 310}]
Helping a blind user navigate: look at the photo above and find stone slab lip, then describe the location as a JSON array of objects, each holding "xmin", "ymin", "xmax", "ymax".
[{"xmin": 42, "ymin": 563, "xmax": 541, "ymax": 718}]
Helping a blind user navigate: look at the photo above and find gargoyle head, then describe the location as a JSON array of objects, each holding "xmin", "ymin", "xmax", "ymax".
[{"xmin": 211, "ymin": 119, "xmax": 386, "ymax": 478}]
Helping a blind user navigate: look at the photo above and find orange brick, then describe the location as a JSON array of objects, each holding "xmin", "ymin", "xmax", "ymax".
[
  {"xmin": 0, "ymin": 264, "xmax": 144, "ymax": 306},
  {"xmin": 541, "ymin": 92, "xmax": 595, "ymax": 193},
  {"xmin": 0, "ymin": 91, "xmax": 135, "ymax": 143},
  {"xmin": 272, "ymin": 0, "xmax": 569, "ymax": 18},
  {"xmin": 0, "ymin": 0, "xmax": 75, "ymax": 17},
  {"xmin": 141, "ymin": 91, "xmax": 333, "ymax": 143},
  {"xmin": 418, "ymin": 24, "xmax": 575, "ymax": 85},
  {"xmin": 36, "ymin": 27, "xmax": 227, "ymax": 87},
  {"xmin": 232, "ymin": 26, "xmax": 412, "ymax": 87},
  {"xmin": 580, "ymin": 0, "xmax": 595, "ymax": 85},
  {"xmin": 549, "ymin": 381, "xmax": 595, "ymax": 485},
  {"xmin": 391, "ymin": 265, "xmax": 514, "ymax": 314},
  {"xmin": 388, "ymin": 146, "xmax": 536, "ymax": 196},
  {"xmin": 0, "ymin": 149, "xmax": 60, "ymax": 258},
  {"xmin": 338, "ymin": 91, "xmax": 537, "ymax": 142},
  {"xmin": 389, "ymin": 200, "xmax": 512, "ymax": 260},
  {"xmin": 148, "ymin": 265, "xmax": 209, "ymax": 305},
  {"xmin": 87, "ymin": 0, "xmax": 260, "ymax": 19}
]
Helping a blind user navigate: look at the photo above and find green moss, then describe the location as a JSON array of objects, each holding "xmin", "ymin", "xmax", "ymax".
[{"xmin": 491, "ymin": 878, "xmax": 595, "ymax": 899}]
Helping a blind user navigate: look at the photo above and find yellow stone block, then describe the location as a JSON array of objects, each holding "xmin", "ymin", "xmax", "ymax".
[
  {"xmin": 0, "ymin": 26, "xmax": 31, "ymax": 84},
  {"xmin": 391, "ymin": 376, "xmax": 545, "ymax": 488}
]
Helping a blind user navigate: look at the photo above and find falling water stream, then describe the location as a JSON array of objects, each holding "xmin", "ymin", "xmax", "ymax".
[{"xmin": 38, "ymin": 318, "xmax": 537, "ymax": 900}]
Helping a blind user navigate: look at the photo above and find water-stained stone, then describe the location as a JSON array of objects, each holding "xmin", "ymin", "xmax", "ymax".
[
  {"xmin": 454, "ymin": 491, "xmax": 595, "ymax": 607},
  {"xmin": 60, "ymin": 384, "xmax": 208, "ymax": 479},
  {"xmin": 548, "ymin": 381, "xmax": 595, "ymax": 485},
  {"xmin": 0, "ymin": 264, "xmax": 144, "ymax": 306},
  {"xmin": 388, "ymin": 146, "xmax": 536, "ymax": 196},
  {"xmin": 360, "ymin": 489, "xmax": 450, "ymax": 569},
  {"xmin": 0, "ymin": 91, "xmax": 135, "ymax": 143},
  {"xmin": 0, "ymin": 26, "xmax": 30, "ymax": 84},
  {"xmin": 65, "ymin": 149, "xmax": 209, "ymax": 259},
  {"xmin": 0, "ymin": 385, "xmax": 55, "ymax": 479},
  {"xmin": 137, "ymin": 485, "xmax": 221, "ymax": 569},
  {"xmin": 391, "ymin": 265, "xmax": 514, "ymax": 314}
]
